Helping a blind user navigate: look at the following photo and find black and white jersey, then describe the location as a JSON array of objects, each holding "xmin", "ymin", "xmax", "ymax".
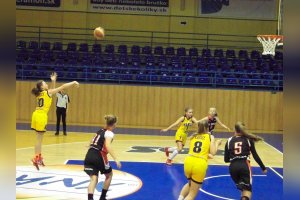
[
  {"xmin": 225, "ymin": 136, "xmax": 251, "ymax": 161},
  {"xmin": 224, "ymin": 135, "xmax": 266, "ymax": 171},
  {"xmin": 89, "ymin": 129, "xmax": 114, "ymax": 154}
]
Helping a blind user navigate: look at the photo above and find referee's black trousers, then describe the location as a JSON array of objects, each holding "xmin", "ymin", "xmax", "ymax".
[{"xmin": 56, "ymin": 107, "xmax": 67, "ymax": 133}]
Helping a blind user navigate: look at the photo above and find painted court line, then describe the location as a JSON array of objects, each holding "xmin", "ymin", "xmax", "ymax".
[
  {"xmin": 269, "ymin": 167, "xmax": 283, "ymax": 179},
  {"xmin": 263, "ymin": 141, "xmax": 283, "ymax": 155},
  {"xmin": 200, "ymin": 174, "xmax": 267, "ymax": 200},
  {"xmin": 200, "ymin": 188, "xmax": 235, "ymax": 200}
]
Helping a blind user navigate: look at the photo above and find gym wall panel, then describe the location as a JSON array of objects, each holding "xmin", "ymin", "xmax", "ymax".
[
  {"xmin": 16, "ymin": 81, "xmax": 283, "ymax": 132},
  {"xmin": 16, "ymin": 0, "xmax": 278, "ymax": 39}
]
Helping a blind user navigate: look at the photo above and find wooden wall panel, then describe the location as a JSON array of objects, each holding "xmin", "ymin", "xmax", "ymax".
[{"xmin": 16, "ymin": 81, "xmax": 283, "ymax": 132}]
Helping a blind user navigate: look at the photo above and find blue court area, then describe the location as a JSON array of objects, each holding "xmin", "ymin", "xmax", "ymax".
[{"xmin": 67, "ymin": 160, "xmax": 283, "ymax": 200}]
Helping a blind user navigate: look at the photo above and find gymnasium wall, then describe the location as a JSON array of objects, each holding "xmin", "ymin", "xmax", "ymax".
[
  {"xmin": 16, "ymin": 0, "xmax": 277, "ymax": 37},
  {"xmin": 16, "ymin": 81, "xmax": 283, "ymax": 132}
]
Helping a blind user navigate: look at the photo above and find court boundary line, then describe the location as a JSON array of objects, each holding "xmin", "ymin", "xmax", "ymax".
[
  {"xmin": 200, "ymin": 174, "xmax": 267, "ymax": 200},
  {"xmin": 263, "ymin": 141, "xmax": 283, "ymax": 155},
  {"xmin": 269, "ymin": 166, "xmax": 283, "ymax": 179}
]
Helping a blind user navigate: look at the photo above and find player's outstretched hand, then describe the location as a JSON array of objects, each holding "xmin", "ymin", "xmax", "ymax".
[
  {"xmin": 161, "ymin": 129, "xmax": 168, "ymax": 133},
  {"xmin": 227, "ymin": 127, "xmax": 231, "ymax": 132},
  {"xmin": 116, "ymin": 161, "xmax": 122, "ymax": 169},
  {"xmin": 263, "ymin": 169, "xmax": 267, "ymax": 174},
  {"xmin": 216, "ymin": 139, "xmax": 222, "ymax": 147},
  {"xmin": 208, "ymin": 154, "xmax": 214, "ymax": 159},
  {"xmin": 73, "ymin": 81, "xmax": 80, "ymax": 88},
  {"xmin": 50, "ymin": 72, "xmax": 57, "ymax": 81}
]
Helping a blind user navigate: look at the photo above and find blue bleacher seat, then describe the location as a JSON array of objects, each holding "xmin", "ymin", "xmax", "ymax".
[
  {"xmin": 189, "ymin": 48, "xmax": 198, "ymax": 57},
  {"xmin": 166, "ymin": 47, "xmax": 175, "ymax": 56},
  {"xmin": 239, "ymin": 50, "xmax": 248, "ymax": 59},
  {"xmin": 214, "ymin": 49, "xmax": 224, "ymax": 57},
  {"xmin": 131, "ymin": 45, "xmax": 140, "ymax": 54},
  {"xmin": 79, "ymin": 43, "xmax": 89, "ymax": 52},
  {"xmin": 28, "ymin": 41, "xmax": 39, "ymax": 50},
  {"xmin": 118, "ymin": 45, "xmax": 127, "ymax": 54},
  {"xmin": 198, "ymin": 76, "xmax": 211, "ymax": 84},
  {"xmin": 226, "ymin": 49, "xmax": 236, "ymax": 58},
  {"xmin": 251, "ymin": 50, "xmax": 261, "ymax": 60},
  {"xmin": 17, "ymin": 40, "xmax": 26, "ymax": 49},
  {"xmin": 40, "ymin": 42, "xmax": 51, "ymax": 50},
  {"xmin": 154, "ymin": 46, "xmax": 164, "ymax": 55},
  {"xmin": 177, "ymin": 47, "xmax": 186, "ymax": 57},
  {"xmin": 53, "ymin": 42, "xmax": 63, "ymax": 51},
  {"xmin": 185, "ymin": 75, "xmax": 196, "ymax": 83},
  {"xmin": 105, "ymin": 44, "xmax": 115, "ymax": 53},
  {"xmin": 66, "ymin": 43, "xmax": 77, "ymax": 51},
  {"xmin": 92, "ymin": 44, "xmax": 101, "ymax": 53},
  {"xmin": 142, "ymin": 46, "xmax": 152, "ymax": 54},
  {"xmin": 274, "ymin": 51, "xmax": 283, "ymax": 60},
  {"xmin": 226, "ymin": 77, "xmax": 238, "ymax": 85},
  {"xmin": 202, "ymin": 49, "xmax": 211, "ymax": 57}
]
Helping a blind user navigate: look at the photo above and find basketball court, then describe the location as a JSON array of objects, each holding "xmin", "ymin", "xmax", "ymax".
[
  {"xmin": 16, "ymin": 0, "xmax": 284, "ymax": 199},
  {"xmin": 16, "ymin": 125, "xmax": 283, "ymax": 200}
]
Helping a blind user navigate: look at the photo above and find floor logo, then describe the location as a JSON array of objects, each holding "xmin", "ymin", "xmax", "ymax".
[{"xmin": 16, "ymin": 165, "xmax": 142, "ymax": 199}]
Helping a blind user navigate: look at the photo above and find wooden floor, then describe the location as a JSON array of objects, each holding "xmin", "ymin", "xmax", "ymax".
[{"xmin": 16, "ymin": 130, "xmax": 283, "ymax": 168}]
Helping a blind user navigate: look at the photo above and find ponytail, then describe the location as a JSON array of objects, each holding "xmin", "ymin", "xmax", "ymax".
[
  {"xmin": 104, "ymin": 114, "xmax": 117, "ymax": 126},
  {"xmin": 198, "ymin": 119, "xmax": 209, "ymax": 133},
  {"xmin": 31, "ymin": 80, "xmax": 44, "ymax": 97},
  {"xmin": 31, "ymin": 88, "xmax": 40, "ymax": 97},
  {"xmin": 235, "ymin": 121, "xmax": 263, "ymax": 142}
]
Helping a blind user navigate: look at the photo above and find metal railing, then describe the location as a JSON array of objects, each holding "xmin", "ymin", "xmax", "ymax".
[{"xmin": 16, "ymin": 25, "xmax": 264, "ymax": 51}]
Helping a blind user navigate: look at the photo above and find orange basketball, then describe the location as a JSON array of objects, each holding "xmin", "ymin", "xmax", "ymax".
[{"xmin": 93, "ymin": 27, "xmax": 105, "ymax": 40}]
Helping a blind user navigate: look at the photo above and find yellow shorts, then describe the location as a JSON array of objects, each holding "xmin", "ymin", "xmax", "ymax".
[
  {"xmin": 184, "ymin": 156, "xmax": 208, "ymax": 184},
  {"xmin": 175, "ymin": 130, "xmax": 187, "ymax": 146},
  {"xmin": 31, "ymin": 110, "xmax": 48, "ymax": 132}
]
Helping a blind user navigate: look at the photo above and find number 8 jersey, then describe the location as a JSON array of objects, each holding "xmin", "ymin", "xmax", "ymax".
[{"xmin": 188, "ymin": 133, "xmax": 211, "ymax": 161}]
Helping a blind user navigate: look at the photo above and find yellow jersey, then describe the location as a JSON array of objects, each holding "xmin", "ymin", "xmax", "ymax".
[
  {"xmin": 188, "ymin": 133, "xmax": 211, "ymax": 161},
  {"xmin": 177, "ymin": 116, "xmax": 193, "ymax": 133},
  {"xmin": 35, "ymin": 90, "xmax": 52, "ymax": 113}
]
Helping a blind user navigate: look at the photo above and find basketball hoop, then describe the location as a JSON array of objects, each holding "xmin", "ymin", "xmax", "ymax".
[{"xmin": 257, "ymin": 35, "xmax": 283, "ymax": 56}]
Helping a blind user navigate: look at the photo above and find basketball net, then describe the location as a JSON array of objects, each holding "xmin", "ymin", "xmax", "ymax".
[{"xmin": 257, "ymin": 35, "xmax": 283, "ymax": 56}]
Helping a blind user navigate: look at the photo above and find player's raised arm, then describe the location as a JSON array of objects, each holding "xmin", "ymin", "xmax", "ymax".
[
  {"xmin": 48, "ymin": 81, "xmax": 79, "ymax": 96},
  {"xmin": 50, "ymin": 72, "xmax": 57, "ymax": 90}
]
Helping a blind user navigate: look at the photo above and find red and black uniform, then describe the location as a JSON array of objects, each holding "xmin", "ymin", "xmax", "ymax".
[
  {"xmin": 84, "ymin": 129, "xmax": 114, "ymax": 176},
  {"xmin": 208, "ymin": 115, "xmax": 217, "ymax": 134},
  {"xmin": 224, "ymin": 135, "xmax": 266, "ymax": 192}
]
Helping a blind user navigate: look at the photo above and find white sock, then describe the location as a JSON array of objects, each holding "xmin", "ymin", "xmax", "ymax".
[
  {"xmin": 178, "ymin": 195, "xmax": 184, "ymax": 200},
  {"xmin": 167, "ymin": 147, "xmax": 177, "ymax": 152},
  {"xmin": 169, "ymin": 149, "xmax": 178, "ymax": 160}
]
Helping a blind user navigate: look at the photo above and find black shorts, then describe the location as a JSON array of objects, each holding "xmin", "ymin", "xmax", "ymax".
[
  {"xmin": 84, "ymin": 148, "xmax": 112, "ymax": 176},
  {"xmin": 229, "ymin": 159, "xmax": 252, "ymax": 192}
]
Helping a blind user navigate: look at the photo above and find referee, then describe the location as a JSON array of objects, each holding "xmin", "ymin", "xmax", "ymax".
[{"xmin": 55, "ymin": 89, "xmax": 70, "ymax": 136}]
